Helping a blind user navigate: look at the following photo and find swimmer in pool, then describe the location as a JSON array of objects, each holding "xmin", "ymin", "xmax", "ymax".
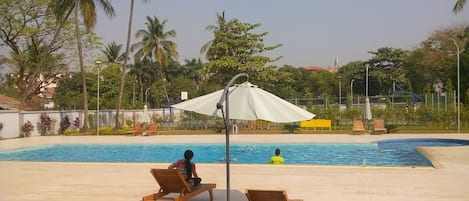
[{"xmin": 269, "ymin": 148, "xmax": 284, "ymax": 164}]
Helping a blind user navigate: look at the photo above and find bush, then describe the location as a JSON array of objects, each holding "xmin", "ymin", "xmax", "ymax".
[
  {"xmin": 283, "ymin": 124, "xmax": 300, "ymax": 133},
  {"xmin": 73, "ymin": 117, "xmax": 80, "ymax": 129},
  {"xmin": 59, "ymin": 115, "xmax": 71, "ymax": 134},
  {"xmin": 21, "ymin": 121, "xmax": 34, "ymax": 137},
  {"xmin": 39, "ymin": 113, "xmax": 52, "ymax": 135},
  {"xmin": 385, "ymin": 124, "xmax": 398, "ymax": 133}
]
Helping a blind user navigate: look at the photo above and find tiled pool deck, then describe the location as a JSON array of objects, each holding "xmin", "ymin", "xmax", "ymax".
[{"xmin": 1, "ymin": 134, "xmax": 469, "ymax": 201}]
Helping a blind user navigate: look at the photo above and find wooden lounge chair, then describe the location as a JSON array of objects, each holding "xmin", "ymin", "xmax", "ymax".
[
  {"xmin": 145, "ymin": 123, "xmax": 159, "ymax": 136},
  {"xmin": 373, "ymin": 119, "xmax": 387, "ymax": 134},
  {"xmin": 126, "ymin": 123, "xmax": 143, "ymax": 136},
  {"xmin": 245, "ymin": 189, "xmax": 303, "ymax": 201},
  {"xmin": 142, "ymin": 168, "xmax": 216, "ymax": 201},
  {"xmin": 352, "ymin": 120, "xmax": 366, "ymax": 135}
]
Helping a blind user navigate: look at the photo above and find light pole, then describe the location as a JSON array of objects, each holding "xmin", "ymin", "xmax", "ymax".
[
  {"xmin": 450, "ymin": 38, "xmax": 460, "ymax": 134},
  {"xmin": 350, "ymin": 79, "xmax": 355, "ymax": 106},
  {"xmin": 145, "ymin": 88, "xmax": 150, "ymax": 105},
  {"xmin": 95, "ymin": 60, "xmax": 102, "ymax": 136},
  {"xmin": 366, "ymin": 64, "xmax": 369, "ymax": 98},
  {"xmin": 338, "ymin": 76, "xmax": 342, "ymax": 106}
]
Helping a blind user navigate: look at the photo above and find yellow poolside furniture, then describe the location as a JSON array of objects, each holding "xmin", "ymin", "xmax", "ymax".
[
  {"xmin": 300, "ymin": 119, "xmax": 332, "ymax": 131},
  {"xmin": 245, "ymin": 189, "xmax": 303, "ymax": 201},
  {"xmin": 255, "ymin": 120, "xmax": 270, "ymax": 130},
  {"xmin": 352, "ymin": 120, "xmax": 366, "ymax": 135},
  {"xmin": 142, "ymin": 169, "xmax": 216, "ymax": 201}
]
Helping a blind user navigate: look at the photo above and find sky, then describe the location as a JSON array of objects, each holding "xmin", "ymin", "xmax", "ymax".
[
  {"xmin": 91, "ymin": 0, "xmax": 469, "ymax": 68},
  {"xmin": 2, "ymin": 0, "xmax": 469, "ymax": 69}
]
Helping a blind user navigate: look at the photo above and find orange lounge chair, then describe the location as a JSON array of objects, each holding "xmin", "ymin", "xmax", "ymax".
[
  {"xmin": 245, "ymin": 189, "xmax": 303, "ymax": 201},
  {"xmin": 373, "ymin": 119, "xmax": 387, "ymax": 134},
  {"xmin": 352, "ymin": 120, "xmax": 366, "ymax": 135},
  {"xmin": 145, "ymin": 123, "xmax": 159, "ymax": 136},
  {"xmin": 126, "ymin": 123, "xmax": 143, "ymax": 136},
  {"xmin": 142, "ymin": 169, "xmax": 216, "ymax": 201}
]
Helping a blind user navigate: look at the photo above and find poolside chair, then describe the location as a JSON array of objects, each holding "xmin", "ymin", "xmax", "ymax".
[
  {"xmin": 352, "ymin": 120, "xmax": 366, "ymax": 135},
  {"xmin": 142, "ymin": 168, "xmax": 216, "ymax": 201},
  {"xmin": 245, "ymin": 189, "xmax": 303, "ymax": 201},
  {"xmin": 373, "ymin": 119, "xmax": 387, "ymax": 134},
  {"xmin": 143, "ymin": 123, "xmax": 158, "ymax": 136},
  {"xmin": 125, "ymin": 123, "xmax": 143, "ymax": 136}
]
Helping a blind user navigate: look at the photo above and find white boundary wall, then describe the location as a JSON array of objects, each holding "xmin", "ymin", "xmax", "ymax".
[{"xmin": 0, "ymin": 108, "xmax": 182, "ymax": 139}]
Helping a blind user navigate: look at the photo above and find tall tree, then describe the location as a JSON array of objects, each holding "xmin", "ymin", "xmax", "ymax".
[
  {"xmin": 182, "ymin": 58, "xmax": 204, "ymax": 89},
  {"xmin": 127, "ymin": 57, "xmax": 159, "ymax": 103},
  {"xmin": 0, "ymin": 0, "xmax": 73, "ymax": 108},
  {"xmin": 51, "ymin": 0, "xmax": 115, "ymax": 131},
  {"xmin": 115, "ymin": 0, "xmax": 146, "ymax": 129},
  {"xmin": 453, "ymin": 0, "xmax": 467, "ymax": 14},
  {"xmin": 133, "ymin": 16, "xmax": 178, "ymax": 103},
  {"xmin": 102, "ymin": 41, "xmax": 125, "ymax": 63},
  {"xmin": 204, "ymin": 16, "xmax": 282, "ymax": 86},
  {"xmin": 408, "ymin": 24, "xmax": 468, "ymax": 96},
  {"xmin": 200, "ymin": 11, "xmax": 233, "ymax": 58},
  {"xmin": 366, "ymin": 47, "xmax": 409, "ymax": 95}
]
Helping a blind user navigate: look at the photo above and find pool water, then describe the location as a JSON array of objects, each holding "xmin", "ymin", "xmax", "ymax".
[{"xmin": 0, "ymin": 138, "xmax": 467, "ymax": 167}]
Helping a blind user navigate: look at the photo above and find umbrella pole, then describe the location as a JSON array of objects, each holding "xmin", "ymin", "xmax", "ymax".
[
  {"xmin": 216, "ymin": 73, "xmax": 248, "ymax": 201},
  {"xmin": 224, "ymin": 90, "xmax": 231, "ymax": 201}
]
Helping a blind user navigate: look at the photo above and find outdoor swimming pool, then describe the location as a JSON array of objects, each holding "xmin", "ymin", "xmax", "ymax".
[{"xmin": 0, "ymin": 138, "xmax": 468, "ymax": 167}]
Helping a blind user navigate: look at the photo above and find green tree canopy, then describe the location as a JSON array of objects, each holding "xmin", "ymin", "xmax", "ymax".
[
  {"xmin": 204, "ymin": 15, "xmax": 282, "ymax": 86},
  {"xmin": 367, "ymin": 47, "xmax": 409, "ymax": 95}
]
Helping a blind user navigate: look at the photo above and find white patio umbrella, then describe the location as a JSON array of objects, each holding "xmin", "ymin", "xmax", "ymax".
[
  {"xmin": 142, "ymin": 104, "xmax": 151, "ymax": 124},
  {"xmin": 365, "ymin": 97, "xmax": 372, "ymax": 120},
  {"xmin": 172, "ymin": 73, "xmax": 315, "ymax": 201},
  {"xmin": 141, "ymin": 105, "xmax": 151, "ymax": 136},
  {"xmin": 173, "ymin": 82, "xmax": 315, "ymax": 123},
  {"xmin": 364, "ymin": 97, "xmax": 372, "ymax": 134}
]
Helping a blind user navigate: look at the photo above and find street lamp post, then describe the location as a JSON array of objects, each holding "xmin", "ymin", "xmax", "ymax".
[
  {"xmin": 145, "ymin": 88, "xmax": 150, "ymax": 105},
  {"xmin": 366, "ymin": 64, "xmax": 369, "ymax": 98},
  {"xmin": 450, "ymin": 38, "xmax": 460, "ymax": 134},
  {"xmin": 338, "ymin": 76, "xmax": 342, "ymax": 106},
  {"xmin": 95, "ymin": 60, "xmax": 102, "ymax": 136},
  {"xmin": 350, "ymin": 79, "xmax": 355, "ymax": 107}
]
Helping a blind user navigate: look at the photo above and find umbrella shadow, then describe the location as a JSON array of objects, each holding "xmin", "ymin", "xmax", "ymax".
[
  {"xmin": 211, "ymin": 189, "xmax": 247, "ymax": 201},
  {"xmin": 152, "ymin": 189, "xmax": 247, "ymax": 201},
  {"xmin": 187, "ymin": 189, "xmax": 247, "ymax": 201}
]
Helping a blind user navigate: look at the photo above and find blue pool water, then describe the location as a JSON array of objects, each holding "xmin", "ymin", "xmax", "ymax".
[{"xmin": 0, "ymin": 138, "xmax": 468, "ymax": 167}]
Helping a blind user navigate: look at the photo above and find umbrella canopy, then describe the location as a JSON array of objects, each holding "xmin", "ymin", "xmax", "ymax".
[
  {"xmin": 173, "ymin": 81, "xmax": 315, "ymax": 122},
  {"xmin": 173, "ymin": 78, "xmax": 315, "ymax": 201},
  {"xmin": 142, "ymin": 104, "xmax": 151, "ymax": 124}
]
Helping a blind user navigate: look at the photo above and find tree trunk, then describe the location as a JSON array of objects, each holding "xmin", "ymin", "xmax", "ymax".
[
  {"xmin": 115, "ymin": 0, "xmax": 134, "ymax": 129},
  {"xmin": 74, "ymin": 0, "xmax": 89, "ymax": 131}
]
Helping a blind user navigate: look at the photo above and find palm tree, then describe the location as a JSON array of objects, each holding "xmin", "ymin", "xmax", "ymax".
[
  {"xmin": 133, "ymin": 16, "xmax": 178, "ymax": 103},
  {"xmin": 102, "ymin": 41, "xmax": 125, "ymax": 63},
  {"xmin": 453, "ymin": 0, "xmax": 466, "ymax": 14},
  {"xmin": 114, "ymin": 0, "xmax": 150, "ymax": 129},
  {"xmin": 127, "ymin": 57, "xmax": 159, "ymax": 102},
  {"xmin": 51, "ymin": 0, "xmax": 115, "ymax": 131},
  {"xmin": 200, "ymin": 11, "xmax": 233, "ymax": 58}
]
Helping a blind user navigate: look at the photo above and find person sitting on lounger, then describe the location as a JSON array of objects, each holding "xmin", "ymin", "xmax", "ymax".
[
  {"xmin": 269, "ymin": 148, "xmax": 285, "ymax": 164},
  {"xmin": 168, "ymin": 149, "xmax": 202, "ymax": 186}
]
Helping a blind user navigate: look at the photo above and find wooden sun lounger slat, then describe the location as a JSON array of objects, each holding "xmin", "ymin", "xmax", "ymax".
[{"xmin": 245, "ymin": 189, "xmax": 303, "ymax": 201}]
